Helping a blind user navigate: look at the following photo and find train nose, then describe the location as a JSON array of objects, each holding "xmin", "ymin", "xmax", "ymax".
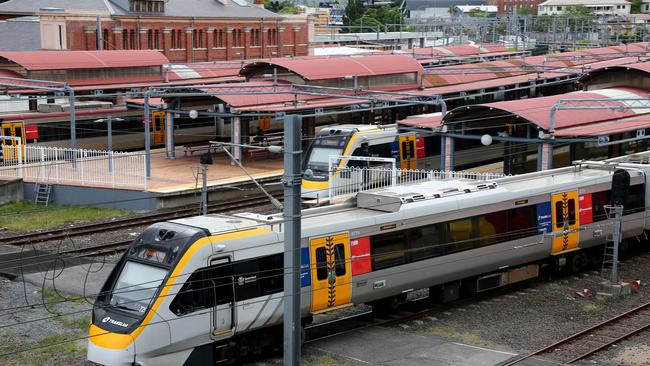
[{"xmin": 87, "ymin": 337, "xmax": 135, "ymax": 366}]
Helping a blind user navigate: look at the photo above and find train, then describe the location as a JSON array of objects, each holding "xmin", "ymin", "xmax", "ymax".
[{"xmin": 88, "ymin": 151, "xmax": 650, "ymax": 365}]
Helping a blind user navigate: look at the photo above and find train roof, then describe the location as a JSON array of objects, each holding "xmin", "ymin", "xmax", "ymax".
[
  {"xmin": 171, "ymin": 161, "xmax": 648, "ymax": 253},
  {"xmin": 317, "ymin": 124, "xmax": 396, "ymax": 135}
]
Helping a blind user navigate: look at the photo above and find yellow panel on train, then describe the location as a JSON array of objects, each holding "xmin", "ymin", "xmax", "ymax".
[
  {"xmin": 310, "ymin": 232, "xmax": 351, "ymax": 313},
  {"xmin": 551, "ymin": 191, "xmax": 580, "ymax": 255}
]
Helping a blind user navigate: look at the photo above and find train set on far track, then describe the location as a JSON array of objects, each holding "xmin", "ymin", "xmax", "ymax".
[{"xmin": 87, "ymin": 149, "xmax": 650, "ymax": 366}]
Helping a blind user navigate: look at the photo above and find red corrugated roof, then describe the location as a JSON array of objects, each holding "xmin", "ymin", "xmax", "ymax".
[
  {"xmin": 398, "ymin": 113, "xmax": 444, "ymax": 129},
  {"xmin": 0, "ymin": 50, "xmax": 169, "ymax": 71},
  {"xmin": 555, "ymin": 114, "xmax": 650, "ymax": 137},
  {"xmin": 443, "ymin": 87, "xmax": 650, "ymax": 132},
  {"xmin": 0, "ymin": 69, "xmax": 22, "ymax": 79},
  {"xmin": 240, "ymin": 55, "xmax": 423, "ymax": 81},
  {"xmin": 580, "ymin": 60, "xmax": 650, "ymax": 84}
]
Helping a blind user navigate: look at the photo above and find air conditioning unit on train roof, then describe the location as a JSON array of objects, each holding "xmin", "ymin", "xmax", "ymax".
[{"xmin": 357, "ymin": 180, "xmax": 498, "ymax": 212}]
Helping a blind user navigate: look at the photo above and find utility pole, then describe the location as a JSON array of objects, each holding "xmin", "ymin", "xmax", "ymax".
[
  {"xmin": 97, "ymin": 16, "xmax": 103, "ymax": 50},
  {"xmin": 283, "ymin": 114, "xmax": 302, "ymax": 366}
]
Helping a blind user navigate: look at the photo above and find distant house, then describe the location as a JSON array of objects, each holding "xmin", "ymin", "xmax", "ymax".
[
  {"xmin": 641, "ymin": 0, "xmax": 650, "ymax": 13},
  {"xmin": 538, "ymin": 0, "xmax": 631, "ymax": 16}
]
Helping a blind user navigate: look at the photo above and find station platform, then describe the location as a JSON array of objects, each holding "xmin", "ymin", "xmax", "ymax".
[
  {"xmin": 15, "ymin": 147, "xmax": 285, "ymax": 211},
  {"xmin": 146, "ymin": 147, "xmax": 284, "ymax": 192}
]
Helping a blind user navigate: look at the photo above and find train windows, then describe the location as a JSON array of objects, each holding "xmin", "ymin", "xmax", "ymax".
[
  {"xmin": 258, "ymin": 254, "xmax": 284, "ymax": 296},
  {"xmin": 234, "ymin": 260, "xmax": 261, "ymax": 301},
  {"xmin": 448, "ymin": 218, "xmax": 474, "ymax": 253},
  {"xmin": 554, "ymin": 199, "xmax": 576, "ymax": 228},
  {"xmin": 508, "ymin": 205, "xmax": 536, "ymax": 240},
  {"xmin": 315, "ymin": 248, "xmax": 328, "ymax": 280},
  {"xmin": 334, "ymin": 244, "xmax": 346, "ymax": 276},
  {"xmin": 370, "ymin": 230, "xmax": 407, "ymax": 271},
  {"xmin": 625, "ymin": 184, "xmax": 646, "ymax": 215},
  {"xmin": 591, "ymin": 190, "xmax": 610, "ymax": 222},
  {"xmin": 169, "ymin": 263, "xmax": 233, "ymax": 316},
  {"xmin": 408, "ymin": 223, "xmax": 445, "ymax": 261}
]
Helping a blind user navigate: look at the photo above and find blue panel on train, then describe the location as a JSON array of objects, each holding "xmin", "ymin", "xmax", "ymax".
[
  {"xmin": 301, "ymin": 247, "xmax": 311, "ymax": 287},
  {"xmin": 537, "ymin": 202, "xmax": 552, "ymax": 235},
  {"xmin": 390, "ymin": 141, "xmax": 400, "ymax": 161}
]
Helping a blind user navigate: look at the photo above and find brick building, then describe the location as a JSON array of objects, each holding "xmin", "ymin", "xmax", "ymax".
[
  {"xmin": 0, "ymin": 0, "xmax": 310, "ymax": 62},
  {"xmin": 487, "ymin": 0, "xmax": 541, "ymax": 14}
]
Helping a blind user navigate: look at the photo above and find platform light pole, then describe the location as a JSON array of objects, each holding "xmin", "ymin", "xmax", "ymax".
[{"xmin": 94, "ymin": 116, "xmax": 124, "ymax": 173}]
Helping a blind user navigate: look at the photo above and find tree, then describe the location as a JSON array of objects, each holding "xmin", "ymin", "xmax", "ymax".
[
  {"xmin": 564, "ymin": 4, "xmax": 593, "ymax": 17},
  {"xmin": 264, "ymin": 0, "xmax": 298, "ymax": 13},
  {"xmin": 345, "ymin": 0, "xmax": 366, "ymax": 27},
  {"xmin": 516, "ymin": 7, "xmax": 535, "ymax": 15},
  {"xmin": 631, "ymin": 0, "xmax": 643, "ymax": 13}
]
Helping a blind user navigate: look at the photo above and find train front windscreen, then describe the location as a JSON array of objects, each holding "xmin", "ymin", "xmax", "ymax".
[{"xmin": 303, "ymin": 133, "xmax": 352, "ymax": 180}]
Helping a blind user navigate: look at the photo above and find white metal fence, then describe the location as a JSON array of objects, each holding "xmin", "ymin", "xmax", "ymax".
[
  {"xmin": 0, "ymin": 145, "xmax": 147, "ymax": 189},
  {"xmin": 329, "ymin": 166, "xmax": 507, "ymax": 201}
]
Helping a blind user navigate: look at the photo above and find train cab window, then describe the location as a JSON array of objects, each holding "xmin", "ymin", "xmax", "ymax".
[
  {"xmin": 334, "ymin": 244, "xmax": 346, "ymax": 276},
  {"xmin": 169, "ymin": 263, "xmax": 233, "ymax": 316},
  {"xmin": 315, "ymin": 248, "xmax": 328, "ymax": 280},
  {"xmin": 370, "ymin": 230, "xmax": 407, "ymax": 270},
  {"xmin": 554, "ymin": 199, "xmax": 576, "ymax": 228}
]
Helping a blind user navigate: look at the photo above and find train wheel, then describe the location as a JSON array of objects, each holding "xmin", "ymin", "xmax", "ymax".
[
  {"xmin": 372, "ymin": 293, "xmax": 406, "ymax": 313},
  {"xmin": 570, "ymin": 253, "xmax": 586, "ymax": 274}
]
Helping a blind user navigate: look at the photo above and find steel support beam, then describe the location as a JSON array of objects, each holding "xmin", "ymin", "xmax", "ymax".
[{"xmin": 283, "ymin": 114, "xmax": 302, "ymax": 366}]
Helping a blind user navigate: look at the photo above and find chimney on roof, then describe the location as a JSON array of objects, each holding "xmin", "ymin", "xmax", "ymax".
[{"xmin": 254, "ymin": 0, "xmax": 265, "ymax": 8}]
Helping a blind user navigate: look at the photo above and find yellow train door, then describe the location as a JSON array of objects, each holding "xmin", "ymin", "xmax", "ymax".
[
  {"xmin": 399, "ymin": 134, "xmax": 417, "ymax": 170},
  {"xmin": 152, "ymin": 111, "xmax": 166, "ymax": 145},
  {"xmin": 551, "ymin": 191, "xmax": 580, "ymax": 255},
  {"xmin": 310, "ymin": 232, "xmax": 351, "ymax": 313},
  {"xmin": 1, "ymin": 121, "xmax": 25, "ymax": 161}
]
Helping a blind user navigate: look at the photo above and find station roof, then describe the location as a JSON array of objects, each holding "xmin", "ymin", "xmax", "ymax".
[
  {"xmin": 398, "ymin": 113, "xmax": 444, "ymax": 130},
  {"xmin": 578, "ymin": 60, "xmax": 650, "ymax": 87},
  {"xmin": 0, "ymin": 50, "xmax": 168, "ymax": 71},
  {"xmin": 442, "ymin": 87, "xmax": 650, "ymax": 135},
  {"xmin": 423, "ymin": 42, "xmax": 650, "ymax": 87},
  {"xmin": 411, "ymin": 44, "xmax": 508, "ymax": 58},
  {"xmin": 239, "ymin": 55, "xmax": 424, "ymax": 82}
]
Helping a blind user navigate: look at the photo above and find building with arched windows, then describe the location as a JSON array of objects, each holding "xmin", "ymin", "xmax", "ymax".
[{"xmin": 0, "ymin": 0, "xmax": 309, "ymax": 62}]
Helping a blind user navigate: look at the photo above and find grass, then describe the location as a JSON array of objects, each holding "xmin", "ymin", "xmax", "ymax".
[
  {"xmin": 0, "ymin": 332, "xmax": 88, "ymax": 366},
  {"xmin": 302, "ymin": 354, "xmax": 361, "ymax": 366},
  {"xmin": 0, "ymin": 201, "xmax": 128, "ymax": 232},
  {"xmin": 424, "ymin": 324, "xmax": 491, "ymax": 346}
]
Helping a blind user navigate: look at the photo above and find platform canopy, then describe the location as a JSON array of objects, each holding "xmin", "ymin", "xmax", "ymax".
[
  {"xmin": 441, "ymin": 87, "xmax": 650, "ymax": 137},
  {"xmin": 239, "ymin": 54, "xmax": 424, "ymax": 83}
]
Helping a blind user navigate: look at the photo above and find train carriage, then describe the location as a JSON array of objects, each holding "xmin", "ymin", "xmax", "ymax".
[{"xmin": 89, "ymin": 159, "xmax": 650, "ymax": 366}]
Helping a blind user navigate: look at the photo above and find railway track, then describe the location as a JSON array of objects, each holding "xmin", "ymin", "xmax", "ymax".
[
  {"xmin": 504, "ymin": 302, "xmax": 650, "ymax": 365},
  {"xmin": 0, "ymin": 195, "xmax": 279, "ymax": 247}
]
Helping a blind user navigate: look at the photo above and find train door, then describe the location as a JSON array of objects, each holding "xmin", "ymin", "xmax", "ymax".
[
  {"xmin": 152, "ymin": 111, "xmax": 165, "ymax": 145},
  {"xmin": 1, "ymin": 121, "xmax": 25, "ymax": 161},
  {"xmin": 310, "ymin": 233, "xmax": 351, "ymax": 313},
  {"xmin": 399, "ymin": 134, "xmax": 417, "ymax": 171},
  {"xmin": 209, "ymin": 256, "xmax": 234, "ymax": 338},
  {"xmin": 550, "ymin": 191, "xmax": 580, "ymax": 255}
]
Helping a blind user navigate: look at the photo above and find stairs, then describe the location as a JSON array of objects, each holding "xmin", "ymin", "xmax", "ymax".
[{"xmin": 34, "ymin": 183, "xmax": 52, "ymax": 206}]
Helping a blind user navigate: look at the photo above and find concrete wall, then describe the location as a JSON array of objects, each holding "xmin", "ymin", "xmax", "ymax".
[
  {"xmin": 23, "ymin": 183, "xmax": 156, "ymax": 211},
  {"xmin": 0, "ymin": 179, "xmax": 23, "ymax": 205}
]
